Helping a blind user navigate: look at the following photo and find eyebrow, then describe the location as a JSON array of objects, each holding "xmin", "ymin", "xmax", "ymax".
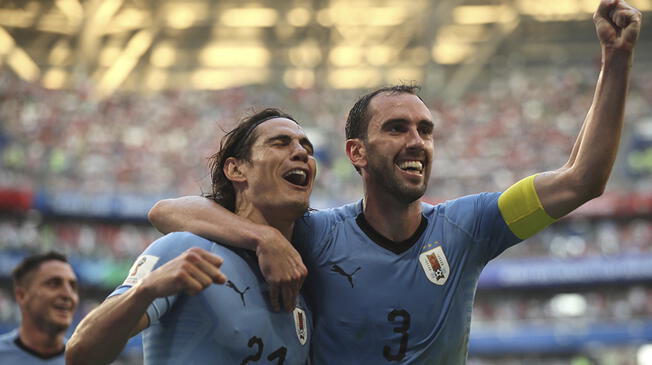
[
  {"xmin": 264, "ymin": 134, "xmax": 314, "ymax": 152},
  {"xmin": 382, "ymin": 118, "xmax": 435, "ymax": 128},
  {"xmin": 300, "ymin": 137, "xmax": 314, "ymax": 152},
  {"xmin": 44, "ymin": 276, "xmax": 78, "ymax": 286}
]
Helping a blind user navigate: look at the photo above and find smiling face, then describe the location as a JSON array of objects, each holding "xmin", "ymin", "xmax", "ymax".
[
  {"xmin": 16, "ymin": 260, "xmax": 79, "ymax": 335},
  {"xmin": 234, "ymin": 118, "xmax": 317, "ymax": 219},
  {"xmin": 350, "ymin": 92, "xmax": 434, "ymax": 204}
]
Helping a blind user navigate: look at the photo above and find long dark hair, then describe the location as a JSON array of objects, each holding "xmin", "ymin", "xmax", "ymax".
[{"xmin": 206, "ymin": 108, "xmax": 298, "ymax": 212}]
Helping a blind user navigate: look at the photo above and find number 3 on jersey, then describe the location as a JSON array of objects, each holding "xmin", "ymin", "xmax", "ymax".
[{"xmin": 383, "ymin": 309, "xmax": 411, "ymax": 362}]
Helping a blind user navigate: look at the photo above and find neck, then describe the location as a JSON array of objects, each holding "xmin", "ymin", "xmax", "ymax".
[
  {"xmin": 236, "ymin": 200, "xmax": 295, "ymax": 241},
  {"xmin": 362, "ymin": 190, "xmax": 423, "ymax": 242},
  {"xmin": 18, "ymin": 321, "xmax": 65, "ymax": 356}
]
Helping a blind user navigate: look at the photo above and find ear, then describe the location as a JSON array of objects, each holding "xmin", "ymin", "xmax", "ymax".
[
  {"xmin": 346, "ymin": 139, "xmax": 367, "ymax": 170},
  {"xmin": 14, "ymin": 286, "xmax": 26, "ymax": 305},
  {"xmin": 223, "ymin": 157, "xmax": 247, "ymax": 183}
]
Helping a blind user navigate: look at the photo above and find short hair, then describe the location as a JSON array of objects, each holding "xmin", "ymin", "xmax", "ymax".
[
  {"xmin": 345, "ymin": 84, "xmax": 423, "ymax": 173},
  {"xmin": 207, "ymin": 108, "xmax": 299, "ymax": 212},
  {"xmin": 12, "ymin": 251, "xmax": 69, "ymax": 289},
  {"xmin": 345, "ymin": 84, "xmax": 423, "ymax": 141}
]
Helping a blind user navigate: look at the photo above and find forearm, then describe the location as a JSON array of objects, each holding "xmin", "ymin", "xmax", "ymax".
[
  {"xmin": 572, "ymin": 49, "xmax": 631, "ymax": 185},
  {"xmin": 66, "ymin": 285, "xmax": 153, "ymax": 365},
  {"xmin": 148, "ymin": 196, "xmax": 305, "ymax": 312},
  {"xmin": 536, "ymin": 50, "xmax": 632, "ymax": 217},
  {"xmin": 149, "ymin": 196, "xmax": 274, "ymax": 250}
]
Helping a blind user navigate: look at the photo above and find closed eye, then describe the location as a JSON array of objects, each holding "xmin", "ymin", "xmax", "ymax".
[
  {"xmin": 267, "ymin": 135, "xmax": 314, "ymax": 155},
  {"xmin": 268, "ymin": 135, "xmax": 292, "ymax": 147},
  {"xmin": 300, "ymin": 138, "xmax": 314, "ymax": 155}
]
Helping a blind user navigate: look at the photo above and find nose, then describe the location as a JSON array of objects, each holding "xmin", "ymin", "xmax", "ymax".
[
  {"xmin": 405, "ymin": 127, "xmax": 426, "ymax": 150},
  {"xmin": 290, "ymin": 141, "xmax": 309, "ymax": 163},
  {"xmin": 60, "ymin": 282, "xmax": 78, "ymax": 302}
]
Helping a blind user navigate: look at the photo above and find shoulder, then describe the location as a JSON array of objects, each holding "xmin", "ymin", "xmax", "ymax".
[
  {"xmin": 144, "ymin": 232, "xmax": 216, "ymax": 258},
  {"xmin": 292, "ymin": 201, "xmax": 361, "ymax": 257},
  {"xmin": 155, "ymin": 231, "xmax": 214, "ymax": 249},
  {"xmin": 120, "ymin": 232, "xmax": 219, "ymax": 286},
  {"xmin": 424, "ymin": 193, "xmax": 502, "ymax": 231},
  {"xmin": 301, "ymin": 201, "xmax": 361, "ymax": 226},
  {"xmin": 295, "ymin": 201, "xmax": 360, "ymax": 238},
  {"xmin": 435, "ymin": 193, "xmax": 500, "ymax": 217},
  {"xmin": 0, "ymin": 329, "xmax": 17, "ymax": 348}
]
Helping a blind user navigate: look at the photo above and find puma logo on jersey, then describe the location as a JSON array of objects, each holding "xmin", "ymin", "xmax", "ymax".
[
  {"xmin": 226, "ymin": 280, "xmax": 250, "ymax": 307},
  {"xmin": 331, "ymin": 264, "xmax": 361, "ymax": 288}
]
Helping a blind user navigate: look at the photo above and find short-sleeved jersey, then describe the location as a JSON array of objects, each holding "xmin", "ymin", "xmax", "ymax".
[
  {"xmin": 0, "ymin": 329, "xmax": 65, "ymax": 364},
  {"xmin": 110, "ymin": 232, "xmax": 311, "ymax": 365},
  {"xmin": 293, "ymin": 193, "xmax": 520, "ymax": 364}
]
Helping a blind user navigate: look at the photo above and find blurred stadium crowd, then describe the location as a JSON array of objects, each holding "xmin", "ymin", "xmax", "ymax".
[
  {"xmin": 2, "ymin": 62, "xmax": 652, "ymax": 203},
  {"xmin": 1, "ymin": 212, "xmax": 651, "ymax": 261},
  {"xmin": 1, "ymin": 58, "xmax": 652, "ymax": 363}
]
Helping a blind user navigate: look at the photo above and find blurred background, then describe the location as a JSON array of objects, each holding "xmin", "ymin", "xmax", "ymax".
[{"xmin": 0, "ymin": 0, "xmax": 651, "ymax": 363}]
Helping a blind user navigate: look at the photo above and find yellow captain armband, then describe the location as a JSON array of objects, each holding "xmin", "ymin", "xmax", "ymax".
[{"xmin": 497, "ymin": 174, "xmax": 557, "ymax": 240}]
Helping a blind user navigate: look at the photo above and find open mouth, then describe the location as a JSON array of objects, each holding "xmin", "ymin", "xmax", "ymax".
[
  {"xmin": 397, "ymin": 160, "xmax": 424, "ymax": 174},
  {"xmin": 283, "ymin": 169, "xmax": 309, "ymax": 187}
]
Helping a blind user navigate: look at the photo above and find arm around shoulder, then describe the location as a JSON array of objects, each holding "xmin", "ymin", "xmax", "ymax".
[
  {"xmin": 147, "ymin": 195, "xmax": 307, "ymax": 312},
  {"xmin": 149, "ymin": 196, "xmax": 268, "ymax": 251}
]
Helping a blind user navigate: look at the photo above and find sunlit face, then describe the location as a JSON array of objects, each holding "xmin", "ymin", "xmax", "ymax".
[
  {"xmin": 17, "ymin": 260, "xmax": 79, "ymax": 335},
  {"xmin": 359, "ymin": 93, "xmax": 434, "ymax": 203},
  {"xmin": 238, "ymin": 118, "xmax": 317, "ymax": 218}
]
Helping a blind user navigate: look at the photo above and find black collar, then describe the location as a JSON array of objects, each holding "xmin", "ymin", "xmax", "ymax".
[
  {"xmin": 14, "ymin": 335, "xmax": 65, "ymax": 360},
  {"xmin": 356, "ymin": 213, "xmax": 427, "ymax": 254}
]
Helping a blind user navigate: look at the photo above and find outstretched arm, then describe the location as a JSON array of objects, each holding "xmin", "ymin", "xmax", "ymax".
[
  {"xmin": 148, "ymin": 196, "xmax": 307, "ymax": 312},
  {"xmin": 66, "ymin": 248, "xmax": 226, "ymax": 365},
  {"xmin": 534, "ymin": 0, "xmax": 641, "ymax": 218}
]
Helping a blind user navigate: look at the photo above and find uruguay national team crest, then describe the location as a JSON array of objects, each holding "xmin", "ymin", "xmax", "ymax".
[
  {"xmin": 123, "ymin": 255, "xmax": 159, "ymax": 286},
  {"xmin": 419, "ymin": 246, "xmax": 450, "ymax": 285},
  {"xmin": 293, "ymin": 307, "xmax": 308, "ymax": 346}
]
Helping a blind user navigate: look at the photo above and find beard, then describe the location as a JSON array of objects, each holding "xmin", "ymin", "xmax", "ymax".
[
  {"xmin": 33, "ymin": 310, "xmax": 70, "ymax": 336},
  {"xmin": 365, "ymin": 145, "xmax": 428, "ymax": 204}
]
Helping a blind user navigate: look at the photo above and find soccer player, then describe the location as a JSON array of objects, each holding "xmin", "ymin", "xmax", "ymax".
[
  {"xmin": 66, "ymin": 108, "xmax": 315, "ymax": 364},
  {"xmin": 148, "ymin": 1, "xmax": 641, "ymax": 363},
  {"xmin": 0, "ymin": 252, "xmax": 79, "ymax": 364}
]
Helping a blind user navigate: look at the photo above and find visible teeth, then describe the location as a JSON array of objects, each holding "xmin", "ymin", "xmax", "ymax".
[
  {"xmin": 283, "ymin": 169, "xmax": 308, "ymax": 186},
  {"xmin": 288, "ymin": 169, "xmax": 306, "ymax": 177},
  {"xmin": 398, "ymin": 161, "xmax": 423, "ymax": 172}
]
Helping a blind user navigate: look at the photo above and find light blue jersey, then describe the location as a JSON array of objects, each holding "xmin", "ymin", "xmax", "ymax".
[
  {"xmin": 110, "ymin": 232, "xmax": 310, "ymax": 365},
  {"xmin": 0, "ymin": 329, "xmax": 65, "ymax": 364},
  {"xmin": 293, "ymin": 193, "xmax": 520, "ymax": 364}
]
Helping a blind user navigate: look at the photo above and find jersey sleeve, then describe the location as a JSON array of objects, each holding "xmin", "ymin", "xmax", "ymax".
[
  {"xmin": 445, "ymin": 175, "xmax": 557, "ymax": 262},
  {"xmin": 107, "ymin": 232, "xmax": 210, "ymax": 324},
  {"xmin": 292, "ymin": 209, "xmax": 335, "ymax": 265},
  {"xmin": 293, "ymin": 202, "xmax": 366, "ymax": 266},
  {"xmin": 444, "ymin": 192, "xmax": 520, "ymax": 262}
]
